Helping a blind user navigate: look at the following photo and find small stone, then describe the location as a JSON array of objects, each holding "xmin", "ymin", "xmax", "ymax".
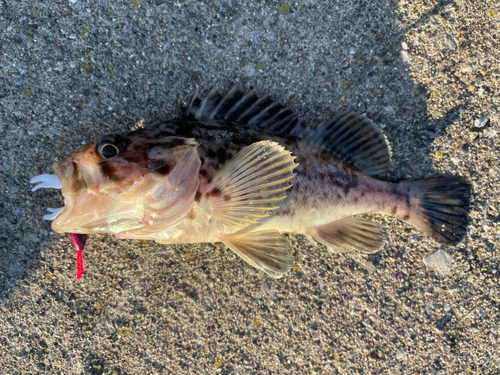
[
  {"xmin": 89, "ymin": 97, "xmax": 97, "ymax": 110},
  {"xmin": 364, "ymin": 261, "xmax": 376, "ymax": 274},
  {"xmin": 474, "ymin": 114, "xmax": 489, "ymax": 128},
  {"xmin": 245, "ymin": 65, "xmax": 255, "ymax": 76},
  {"xmin": 278, "ymin": 4, "xmax": 290, "ymax": 14},
  {"xmin": 401, "ymin": 50, "xmax": 410, "ymax": 62},
  {"xmin": 450, "ymin": 156, "xmax": 460, "ymax": 164},
  {"xmin": 401, "ymin": 41, "xmax": 408, "ymax": 50},
  {"xmin": 445, "ymin": 35, "xmax": 456, "ymax": 50},
  {"xmin": 423, "ymin": 249, "xmax": 452, "ymax": 275},
  {"xmin": 69, "ymin": 0, "xmax": 78, "ymax": 3},
  {"xmin": 396, "ymin": 349, "xmax": 407, "ymax": 360},
  {"xmin": 48, "ymin": 127, "xmax": 60, "ymax": 136},
  {"xmin": 256, "ymin": 61, "xmax": 266, "ymax": 70},
  {"xmin": 382, "ymin": 105, "xmax": 396, "ymax": 115},
  {"xmin": 16, "ymin": 73, "xmax": 26, "ymax": 85},
  {"xmin": 461, "ymin": 64, "xmax": 473, "ymax": 73},
  {"xmin": 261, "ymin": 282, "xmax": 269, "ymax": 292}
]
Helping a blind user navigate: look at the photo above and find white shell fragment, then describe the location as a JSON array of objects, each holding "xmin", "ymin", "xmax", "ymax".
[
  {"xmin": 43, "ymin": 207, "xmax": 64, "ymax": 221},
  {"xmin": 30, "ymin": 174, "xmax": 62, "ymax": 191}
]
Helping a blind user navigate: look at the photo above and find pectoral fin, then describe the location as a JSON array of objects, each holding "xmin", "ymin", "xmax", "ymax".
[
  {"xmin": 308, "ymin": 217, "xmax": 385, "ymax": 254},
  {"xmin": 209, "ymin": 140, "xmax": 297, "ymax": 227},
  {"xmin": 223, "ymin": 230, "xmax": 293, "ymax": 278}
]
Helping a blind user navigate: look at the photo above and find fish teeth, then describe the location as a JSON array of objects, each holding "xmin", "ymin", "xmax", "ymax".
[
  {"xmin": 43, "ymin": 207, "xmax": 64, "ymax": 221},
  {"xmin": 30, "ymin": 174, "xmax": 62, "ymax": 191}
]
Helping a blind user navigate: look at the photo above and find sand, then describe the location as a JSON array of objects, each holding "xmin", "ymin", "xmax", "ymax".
[{"xmin": 0, "ymin": 0, "xmax": 499, "ymax": 373}]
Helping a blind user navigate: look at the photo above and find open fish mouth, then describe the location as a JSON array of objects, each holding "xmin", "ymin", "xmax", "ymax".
[
  {"xmin": 30, "ymin": 160, "xmax": 88, "ymax": 221},
  {"xmin": 30, "ymin": 174, "xmax": 65, "ymax": 220}
]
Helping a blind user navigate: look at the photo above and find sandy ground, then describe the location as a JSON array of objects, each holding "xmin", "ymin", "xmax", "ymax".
[{"xmin": 1, "ymin": 0, "xmax": 499, "ymax": 374}]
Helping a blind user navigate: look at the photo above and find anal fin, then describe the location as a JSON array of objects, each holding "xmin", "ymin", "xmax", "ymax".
[
  {"xmin": 223, "ymin": 230, "xmax": 293, "ymax": 278},
  {"xmin": 308, "ymin": 217, "xmax": 385, "ymax": 254}
]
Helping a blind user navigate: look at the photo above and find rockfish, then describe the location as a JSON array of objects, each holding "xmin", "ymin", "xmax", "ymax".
[{"xmin": 31, "ymin": 85, "xmax": 472, "ymax": 278}]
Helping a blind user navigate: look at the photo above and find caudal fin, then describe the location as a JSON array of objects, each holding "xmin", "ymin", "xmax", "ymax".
[{"xmin": 404, "ymin": 177, "xmax": 472, "ymax": 245}]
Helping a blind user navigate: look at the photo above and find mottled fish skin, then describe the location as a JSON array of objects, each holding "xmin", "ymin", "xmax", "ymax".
[
  {"xmin": 33, "ymin": 85, "xmax": 471, "ymax": 277},
  {"xmin": 145, "ymin": 118, "xmax": 410, "ymax": 241}
]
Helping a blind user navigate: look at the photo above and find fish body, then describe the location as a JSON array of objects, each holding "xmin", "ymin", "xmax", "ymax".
[{"xmin": 32, "ymin": 85, "xmax": 472, "ymax": 277}]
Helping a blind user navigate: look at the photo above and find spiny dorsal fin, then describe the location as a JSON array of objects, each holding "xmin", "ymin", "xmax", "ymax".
[
  {"xmin": 185, "ymin": 84, "xmax": 391, "ymax": 177},
  {"xmin": 208, "ymin": 140, "xmax": 297, "ymax": 227}
]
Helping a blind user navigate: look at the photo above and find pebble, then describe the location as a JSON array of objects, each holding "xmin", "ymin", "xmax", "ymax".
[
  {"xmin": 89, "ymin": 97, "xmax": 97, "ymax": 110},
  {"xmin": 382, "ymin": 105, "xmax": 396, "ymax": 115},
  {"xmin": 16, "ymin": 73, "xmax": 26, "ymax": 85},
  {"xmin": 401, "ymin": 50, "xmax": 410, "ymax": 62},
  {"xmin": 445, "ymin": 35, "xmax": 456, "ymax": 50},
  {"xmin": 461, "ymin": 64, "xmax": 473, "ymax": 73},
  {"xmin": 401, "ymin": 41, "xmax": 408, "ymax": 50},
  {"xmin": 364, "ymin": 261, "xmax": 376, "ymax": 275},
  {"xmin": 450, "ymin": 156, "xmax": 460, "ymax": 164},
  {"xmin": 423, "ymin": 249, "xmax": 452, "ymax": 275},
  {"xmin": 474, "ymin": 114, "xmax": 490, "ymax": 128},
  {"xmin": 48, "ymin": 127, "xmax": 60, "ymax": 136},
  {"xmin": 396, "ymin": 349, "xmax": 407, "ymax": 360},
  {"xmin": 245, "ymin": 65, "xmax": 256, "ymax": 76}
]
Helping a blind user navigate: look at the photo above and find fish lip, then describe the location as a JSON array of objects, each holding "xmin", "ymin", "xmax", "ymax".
[{"xmin": 52, "ymin": 160, "xmax": 88, "ymax": 198}]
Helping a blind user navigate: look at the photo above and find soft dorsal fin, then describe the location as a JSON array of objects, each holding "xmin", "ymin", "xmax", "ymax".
[
  {"xmin": 185, "ymin": 84, "xmax": 391, "ymax": 177},
  {"xmin": 305, "ymin": 113, "xmax": 392, "ymax": 177}
]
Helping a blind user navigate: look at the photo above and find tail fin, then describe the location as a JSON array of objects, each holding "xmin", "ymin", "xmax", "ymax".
[{"xmin": 403, "ymin": 176, "xmax": 472, "ymax": 245}]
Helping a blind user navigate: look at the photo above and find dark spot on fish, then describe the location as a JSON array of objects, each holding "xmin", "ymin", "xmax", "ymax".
[
  {"xmin": 223, "ymin": 195, "xmax": 231, "ymax": 202},
  {"xmin": 156, "ymin": 164, "xmax": 171, "ymax": 175},
  {"xmin": 402, "ymin": 214, "xmax": 410, "ymax": 221},
  {"xmin": 207, "ymin": 147, "xmax": 229, "ymax": 164},
  {"xmin": 174, "ymin": 121, "xmax": 196, "ymax": 137},
  {"xmin": 99, "ymin": 161, "xmax": 120, "ymax": 181},
  {"xmin": 391, "ymin": 205, "xmax": 397, "ymax": 215},
  {"xmin": 353, "ymin": 196, "xmax": 359, "ymax": 203},
  {"xmin": 122, "ymin": 151, "xmax": 147, "ymax": 164},
  {"xmin": 187, "ymin": 210, "xmax": 196, "ymax": 220},
  {"xmin": 165, "ymin": 137, "xmax": 186, "ymax": 148},
  {"xmin": 194, "ymin": 190, "xmax": 202, "ymax": 203},
  {"xmin": 277, "ymin": 207, "xmax": 292, "ymax": 216},
  {"xmin": 283, "ymin": 134, "xmax": 298, "ymax": 147},
  {"xmin": 207, "ymin": 187, "xmax": 222, "ymax": 197}
]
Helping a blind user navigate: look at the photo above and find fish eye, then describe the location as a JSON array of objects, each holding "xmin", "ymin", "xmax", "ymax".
[
  {"xmin": 100, "ymin": 144, "xmax": 119, "ymax": 158},
  {"xmin": 96, "ymin": 134, "xmax": 128, "ymax": 159}
]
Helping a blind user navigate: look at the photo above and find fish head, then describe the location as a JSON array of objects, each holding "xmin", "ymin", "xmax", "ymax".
[{"xmin": 50, "ymin": 130, "xmax": 201, "ymax": 236}]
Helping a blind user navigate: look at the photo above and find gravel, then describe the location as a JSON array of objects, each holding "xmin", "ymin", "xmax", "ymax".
[{"xmin": 1, "ymin": 0, "xmax": 499, "ymax": 374}]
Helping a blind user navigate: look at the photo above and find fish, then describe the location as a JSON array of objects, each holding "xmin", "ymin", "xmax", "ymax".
[{"xmin": 31, "ymin": 84, "xmax": 472, "ymax": 278}]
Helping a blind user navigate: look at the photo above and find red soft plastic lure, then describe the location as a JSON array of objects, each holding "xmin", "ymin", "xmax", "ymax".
[{"xmin": 69, "ymin": 233, "xmax": 87, "ymax": 280}]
